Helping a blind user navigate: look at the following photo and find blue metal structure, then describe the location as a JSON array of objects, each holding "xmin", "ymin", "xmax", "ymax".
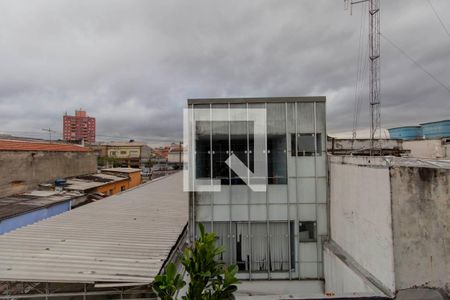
[
  {"xmin": 420, "ymin": 120, "xmax": 450, "ymax": 139},
  {"xmin": 0, "ymin": 200, "xmax": 71, "ymax": 235},
  {"xmin": 388, "ymin": 126, "xmax": 422, "ymax": 140}
]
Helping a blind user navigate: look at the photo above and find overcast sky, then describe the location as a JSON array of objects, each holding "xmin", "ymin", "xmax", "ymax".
[{"xmin": 0, "ymin": 0, "xmax": 449, "ymax": 144}]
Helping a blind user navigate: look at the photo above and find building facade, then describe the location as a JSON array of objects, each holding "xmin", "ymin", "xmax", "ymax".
[
  {"xmin": 105, "ymin": 142, "xmax": 143, "ymax": 168},
  {"xmin": 0, "ymin": 139, "xmax": 96, "ymax": 197},
  {"xmin": 63, "ymin": 110, "xmax": 96, "ymax": 143},
  {"xmin": 187, "ymin": 97, "xmax": 327, "ymax": 280},
  {"xmin": 101, "ymin": 168, "xmax": 142, "ymax": 189}
]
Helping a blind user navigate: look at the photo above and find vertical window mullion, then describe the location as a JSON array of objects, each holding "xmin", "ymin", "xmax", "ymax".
[{"xmin": 209, "ymin": 104, "xmax": 213, "ymax": 232}]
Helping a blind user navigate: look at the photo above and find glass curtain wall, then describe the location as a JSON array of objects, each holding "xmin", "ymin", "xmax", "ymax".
[{"xmin": 192, "ymin": 100, "xmax": 326, "ymax": 280}]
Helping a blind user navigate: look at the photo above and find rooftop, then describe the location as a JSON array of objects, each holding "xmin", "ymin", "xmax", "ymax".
[
  {"xmin": 330, "ymin": 155, "xmax": 450, "ymax": 170},
  {"xmin": 187, "ymin": 96, "xmax": 326, "ymax": 105},
  {"xmin": 101, "ymin": 168, "xmax": 142, "ymax": 173},
  {"xmin": 420, "ymin": 119, "xmax": 450, "ymax": 126},
  {"xmin": 104, "ymin": 142, "xmax": 145, "ymax": 147},
  {"xmin": 0, "ymin": 191, "xmax": 83, "ymax": 221},
  {"xmin": 65, "ymin": 173, "xmax": 128, "ymax": 191},
  {"xmin": 0, "ymin": 173, "xmax": 187, "ymax": 284},
  {"xmin": 0, "ymin": 139, "xmax": 89, "ymax": 152}
]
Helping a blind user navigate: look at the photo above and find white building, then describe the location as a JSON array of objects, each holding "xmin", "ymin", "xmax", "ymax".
[{"xmin": 186, "ymin": 97, "xmax": 327, "ymax": 282}]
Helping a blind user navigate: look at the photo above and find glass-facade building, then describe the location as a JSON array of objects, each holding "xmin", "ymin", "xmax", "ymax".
[{"xmin": 186, "ymin": 97, "xmax": 327, "ymax": 280}]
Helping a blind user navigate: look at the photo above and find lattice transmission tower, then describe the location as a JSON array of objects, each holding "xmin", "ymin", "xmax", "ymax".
[{"xmin": 346, "ymin": 0, "xmax": 381, "ymax": 152}]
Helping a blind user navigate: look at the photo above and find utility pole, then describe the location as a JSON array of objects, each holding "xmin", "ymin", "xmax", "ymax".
[
  {"xmin": 179, "ymin": 141, "xmax": 183, "ymax": 168},
  {"xmin": 41, "ymin": 128, "xmax": 56, "ymax": 143},
  {"xmin": 346, "ymin": 0, "xmax": 381, "ymax": 154}
]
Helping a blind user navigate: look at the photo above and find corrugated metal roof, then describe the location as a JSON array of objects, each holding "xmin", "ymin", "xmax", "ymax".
[
  {"xmin": 0, "ymin": 191, "xmax": 82, "ymax": 221},
  {"xmin": 0, "ymin": 173, "xmax": 187, "ymax": 284},
  {"xmin": 0, "ymin": 140, "xmax": 89, "ymax": 152}
]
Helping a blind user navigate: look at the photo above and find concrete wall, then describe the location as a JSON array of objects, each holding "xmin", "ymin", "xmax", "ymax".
[
  {"xmin": 323, "ymin": 246, "xmax": 384, "ymax": 296},
  {"xmin": 403, "ymin": 139, "xmax": 447, "ymax": 159},
  {"xmin": 328, "ymin": 138, "xmax": 403, "ymax": 152},
  {"xmin": 390, "ymin": 166, "xmax": 449, "ymax": 291},
  {"xmin": 328, "ymin": 156, "xmax": 396, "ymax": 294},
  {"xmin": 0, "ymin": 151, "xmax": 97, "ymax": 197}
]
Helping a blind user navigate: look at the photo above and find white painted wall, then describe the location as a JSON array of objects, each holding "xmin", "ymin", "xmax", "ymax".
[
  {"xmin": 323, "ymin": 247, "xmax": 384, "ymax": 296},
  {"xmin": 328, "ymin": 156, "xmax": 395, "ymax": 293},
  {"xmin": 168, "ymin": 152, "xmax": 183, "ymax": 163}
]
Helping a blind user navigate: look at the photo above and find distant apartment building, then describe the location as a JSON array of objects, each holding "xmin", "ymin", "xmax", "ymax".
[
  {"xmin": 63, "ymin": 110, "xmax": 96, "ymax": 143},
  {"xmin": 186, "ymin": 97, "xmax": 327, "ymax": 281}
]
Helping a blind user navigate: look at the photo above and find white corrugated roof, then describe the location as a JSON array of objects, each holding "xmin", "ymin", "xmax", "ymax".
[{"xmin": 0, "ymin": 173, "xmax": 187, "ymax": 284}]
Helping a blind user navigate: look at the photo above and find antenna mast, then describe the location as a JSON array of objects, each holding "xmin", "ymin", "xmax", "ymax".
[{"xmin": 346, "ymin": 0, "xmax": 381, "ymax": 153}]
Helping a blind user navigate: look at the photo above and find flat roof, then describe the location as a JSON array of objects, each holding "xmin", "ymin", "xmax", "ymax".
[
  {"xmin": 0, "ymin": 173, "xmax": 187, "ymax": 284},
  {"xmin": 0, "ymin": 191, "xmax": 82, "ymax": 221},
  {"xmin": 104, "ymin": 142, "xmax": 145, "ymax": 147},
  {"xmin": 329, "ymin": 155, "xmax": 450, "ymax": 170},
  {"xmin": 187, "ymin": 96, "xmax": 326, "ymax": 105},
  {"xmin": 0, "ymin": 139, "xmax": 90, "ymax": 152},
  {"xmin": 387, "ymin": 126, "xmax": 421, "ymax": 130},
  {"xmin": 420, "ymin": 119, "xmax": 450, "ymax": 126},
  {"xmin": 65, "ymin": 173, "xmax": 128, "ymax": 191},
  {"xmin": 101, "ymin": 168, "xmax": 141, "ymax": 173}
]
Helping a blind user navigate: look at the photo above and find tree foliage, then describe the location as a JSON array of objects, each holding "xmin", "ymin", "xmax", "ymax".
[{"xmin": 153, "ymin": 224, "xmax": 239, "ymax": 300}]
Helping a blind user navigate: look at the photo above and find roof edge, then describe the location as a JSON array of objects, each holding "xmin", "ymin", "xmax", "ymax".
[{"xmin": 187, "ymin": 96, "xmax": 326, "ymax": 105}]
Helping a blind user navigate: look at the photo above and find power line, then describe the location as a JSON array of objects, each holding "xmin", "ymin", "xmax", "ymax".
[
  {"xmin": 0, "ymin": 129, "xmax": 179, "ymax": 143},
  {"xmin": 352, "ymin": 1, "xmax": 370, "ymax": 140},
  {"xmin": 352, "ymin": 3, "xmax": 366, "ymax": 139},
  {"xmin": 427, "ymin": 0, "xmax": 450, "ymax": 38},
  {"xmin": 381, "ymin": 32, "xmax": 450, "ymax": 93}
]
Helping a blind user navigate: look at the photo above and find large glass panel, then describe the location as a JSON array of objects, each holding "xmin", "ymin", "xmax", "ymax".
[
  {"xmin": 286, "ymin": 103, "xmax": 296, "ymax": 176},
  {"xmin": 251, "ymin": 222, "xmax": 268, "ymax": 272},
  {"xmin": 235, "ymin": 222, "xmax": 250, "ymax": 272},
  {"xmin": 212, "ymin": 104, "xmax": 229, "ymax": 184},
  {"xmin": 214, "ymin": 222, "xmax": 231, "ymax": 263},
  {"xmin": 199, "ymin": 222, "xmax": 231, "ymax": 264},
  {"xmin": 297, "ymin": 102, "xmax": 314, "ymax": 133},
  {"xmin": 248, "ymin": 103, "xmax": 265, "ymax": 186},
  {"xmin": 194, "ymin": 105, "xmax": 211, "ymax": 179},
  {"xmin": 267, "ymin": 103, "xmax": 287, "ymax": 184},
  {"xmin": 269, "ymin": 222, "xmax": 290, "ymax": 271},
  {"xmin": 291, "ymin": 133, "xmax": 322, "ymax": 156},
  {"xmin": 230, "ymin": 104, "xmax": 247, "ymax": 185},
  {"xmin": 315, "ymin": 102, "xmax": 326, "ymax": 153}
]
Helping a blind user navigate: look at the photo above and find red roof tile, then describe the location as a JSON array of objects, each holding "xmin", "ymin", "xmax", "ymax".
[{"xmin": 0, "ymin": 140, "xmax": 90, "ymax": 152}]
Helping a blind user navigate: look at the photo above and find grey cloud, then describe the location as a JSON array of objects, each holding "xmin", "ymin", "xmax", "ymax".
[{"xmin": 0, "ymin": 0, "xmax": 449, "ymax": 142}]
